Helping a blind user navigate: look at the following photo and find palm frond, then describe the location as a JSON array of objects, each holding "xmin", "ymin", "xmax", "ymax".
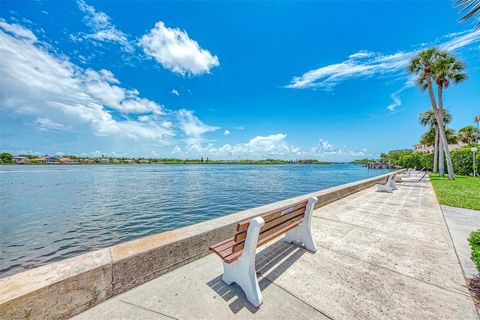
[{"xmin": 454, "ymin": 0, "xmax": 480, "ymax": 29}]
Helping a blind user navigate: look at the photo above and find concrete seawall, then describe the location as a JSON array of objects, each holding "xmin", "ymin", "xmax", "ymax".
[{"xmin": 0, "ymin": 170, "xmax": 403, "ymax": 319}]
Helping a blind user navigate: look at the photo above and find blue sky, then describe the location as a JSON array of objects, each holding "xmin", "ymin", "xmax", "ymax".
[{"xmin": 0, "ymin": 1, "xmax": 478, "ymax": 161}]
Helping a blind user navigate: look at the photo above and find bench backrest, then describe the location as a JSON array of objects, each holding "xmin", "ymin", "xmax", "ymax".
[{"xmin": 231, "ymin": 199, "xmax": 308, "ymax": 253}]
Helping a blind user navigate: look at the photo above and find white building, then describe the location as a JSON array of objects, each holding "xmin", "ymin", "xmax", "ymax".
[{"xmin": 12, "ymin": 156, "xmax": 30, "ymax": 163}]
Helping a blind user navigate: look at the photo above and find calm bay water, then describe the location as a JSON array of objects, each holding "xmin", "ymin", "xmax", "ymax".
[{"xmin": 0, "ymin": 164, "xmax": 389, "ymax": 277}]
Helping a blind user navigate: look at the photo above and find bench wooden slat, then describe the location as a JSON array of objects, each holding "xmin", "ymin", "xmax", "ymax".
[
  {"xmin": 233, "ymin": 207, "xmax": 306, "ymax": 243},
  {"xmin": 236, "ymin": 200, "xmax": 308, "ymax": 233},
  {"xmin": 209, "ymin": 238, "xmax": 236, "ymax": 257},
  {"xmin": 223, "ymin": 220, "xmax": 302, "ymax": 263},
  {"xmin": 232, "ymin": 213, "xmax": 304, "ymax": 253}
]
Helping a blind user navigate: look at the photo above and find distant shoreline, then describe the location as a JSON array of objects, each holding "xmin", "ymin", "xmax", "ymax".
[{"xmin": 1, "ymin": 161, "xmax": 344, "ymax": 165}]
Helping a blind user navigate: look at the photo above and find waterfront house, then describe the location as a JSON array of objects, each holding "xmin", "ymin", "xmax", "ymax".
[
  {"xmin": 46, "ymin": 156, "xmax": 60, "ymax": 163},
  {"xmin": 32, "ymin": 157, "xmax": 48, "ymax": 163},
  {"xmin": 413, "ymin": 142, "xmax": 467, "ymax": 153},
  {"xmin": 59, "ymin": 157, "xmax": 73, "ymax": 163},
  {"xmin": 12, "ymin": 156, "xmax": 30, "ymax": 163},
  {"xmin": 80, "ymin": 158, "xmax": 95, "ymax": 164},
  {"xmin": 98, "ymin": 157, "xmax": 110, "ymax": 163}
]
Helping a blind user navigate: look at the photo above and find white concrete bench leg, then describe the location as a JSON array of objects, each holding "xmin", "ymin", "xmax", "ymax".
[
  {"xmin": 390, "ymin": 174, "xmax": 398, "ymax": 190},
  {"xmin": 284, "ymin": 197, "xmax": 318, "ymax": 252},
  {"xmin": 376, "ymin": 175, "xmax": 393, "ymax": 193},
  {"xmin": 221, "ymin": 217, "xmax": 265, "ymax": 307}
]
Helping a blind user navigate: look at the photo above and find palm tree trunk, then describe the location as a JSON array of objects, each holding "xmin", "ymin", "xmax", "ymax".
[
  {"xmin": 433, "ymin": 127, "xmax": 439, "ymax": 173},
  {"xmin": 439, "ymin": 135, "xmax": 445, "ymax": 176},
  {"xmin": 424, "ymin": 72, "xmax": 454, "ymax": 179},
  {"xmin": 437, "ymin": 85, "xmax": 455, "ymax": 180}
]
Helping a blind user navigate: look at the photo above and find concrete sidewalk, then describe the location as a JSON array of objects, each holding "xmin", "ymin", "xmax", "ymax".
[
  {"xmin": 442, "ymin": 205, "xmax": 480, "ymax": 278},
  {"xmin": 74, "ymin": 182, "xmax": 478, "ymax": 320}
]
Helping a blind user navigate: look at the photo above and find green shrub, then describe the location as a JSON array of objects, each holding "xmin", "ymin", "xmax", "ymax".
[
  {"xmin": 380, "ymin": 147, "xmax": 479, "ymax": 174},
  {"xmin": 380, "ymin": 150, "xmax": 426, "ymax": 169},
  {"xmin": 451, "ymin": 147, "xmax": 480, "ymax": 176},
  {"xmin": 420, "ymin": 152, "xmax": 434, "ymax": 170},
  {"xmin": 468, "ymin": 230, "xmax": 480, "ymax": 273}
]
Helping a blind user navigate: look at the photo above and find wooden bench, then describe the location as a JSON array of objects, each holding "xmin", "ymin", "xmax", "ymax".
[{"xmin": 209, "ymin": 197, "xmax": 318, "ymax": 307}]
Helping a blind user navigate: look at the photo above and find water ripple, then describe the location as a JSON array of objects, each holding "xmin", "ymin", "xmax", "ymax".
[{"xmin": 0, "ymin": 164, "xmax": 389, "ymax": 278}]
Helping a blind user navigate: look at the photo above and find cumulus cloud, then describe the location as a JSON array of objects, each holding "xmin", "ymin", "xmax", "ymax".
[
  {"xmin": 176, "ymin": 109, "xmax": 219, "ymax": 145},
  {"xmin": 171, "ymin": 134, "xmax": 368, "ymax": 161},
  {"xmin": 224, "ymin": 129, "xmax": 230, "ymax": 135},
  {"xmin": 0, "ymin": 21, "xmax": 172, "ymax": 142},
  {"xmin": 75, "ymin": 0, "xmax": 132, "ymax": 52},
  {"xmin": 286, "ymin": 29, "xmax": 480, "ymax": 90},
  {"xmin": 139, "ymin": 21, "xmax": 219, "ymax": 76},
  {"xmin": 171, "ymin": 89, "xmax": 180, "ymax": 96}
]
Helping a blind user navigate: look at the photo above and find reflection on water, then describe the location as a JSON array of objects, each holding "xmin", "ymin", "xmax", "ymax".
[{"xmin": 0, "ymin": 164, "xmax": 389, "ymax": 277}]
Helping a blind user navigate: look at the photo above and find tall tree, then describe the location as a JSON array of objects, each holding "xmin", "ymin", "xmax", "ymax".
[
  {"xmin": 419, "ymin": 109, "xmax": 452, "ymax": 173},
  {"xmin": 407, "ymin": 48, "xmax": 467, "ymax": 180},
  {"xmin": 420, "ymin": 127, "xmax": 458, "ymax": 146},
  {"xmin": 454, "ymin": 0, "xmax": 480, "ymax": 29},
  {"xmin": 459, "ymin": 125, "xmax": 476, "ymax": 144}
]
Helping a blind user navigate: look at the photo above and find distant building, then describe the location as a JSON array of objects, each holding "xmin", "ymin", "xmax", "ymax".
[
  {"xmin": 80, "ymin": 158, "xmax": 95, "ymax": 164},
  {"xmin": 98, "ymin": 157, "xmax": 110, "ymax": 163},
  {"xmin": 46, "ymin": 156, "xmax": 60, "ymax": 163},
  {"xmin": 413, "ymin": 144, "xmax": 433, "ymax": 153},
  {"xmin": 138, "ymin": 159, "xmax": 151, "ymax": 163},
  {"xmin": 413, "ymin": 142, "xmax": 467, "ymax": 153},
  {"xmin": 33, "ymin": 157, "xmax": 48, "ymax": 163},
  {"xmin": 12, "ymin": 156, "xmax": 30, "ymax": 163}
]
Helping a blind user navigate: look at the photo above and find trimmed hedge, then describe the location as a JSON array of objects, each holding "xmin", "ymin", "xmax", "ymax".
[
  {"xmin": 381, "ymin": 147, "xmax": 479, "ymax": 175},
  {"xmin": 468, "ymin": 230, "xmax": 480, "ymax": 273}
]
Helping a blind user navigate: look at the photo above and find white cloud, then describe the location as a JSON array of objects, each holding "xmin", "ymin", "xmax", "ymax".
[
  {"xmin": 235, "ymin": 125, "xmax": 245, "ymax": 130},
  {"xmin": 386, "ymin": 84, "xmax": 411, "ymax": 111},
  {"xmin": 224, "ymin": 129, "xmax": 230, "ymax": 135},
  {"xmin": 75, "ymin": 0, "xmax": 132, "ymax": 52},
  {"xmin": 440, "ymin": 29, "xmax": 480, "ymax": 51},
  {"xmin": 35, "ymin": 117, "xmax": 66, "ymax": 131},
  {"xmin": 0, "ymin": 19, "xmax": 37, "ymax": 41},
  {"xmin": 387, "ymin": 92, "xmax": 401, "ymax": 111},
  {"xmin": 286, "ymin": 29, "xmax": 480, "ymax": 90},
  {"xmin": 0, "ymin": 21, "xmax": 172, "ymax": 143},
  {"xmin": 348, "ymin": 50, "xmax": 375, "ymax": 59},
  {"xmin": 139, "ymin": 21, "xmax": 219, "ymax": 76},
  {"xmin": 171, "ymin": 134, "xmax": 367, "ymax": 161},
  {"xmin": 171, "ymin": 89, "xmax": 180, "ymax": 96},
  {"xmin": 176, "ymin": 109, "xmax": 219, "ymax": 145}
]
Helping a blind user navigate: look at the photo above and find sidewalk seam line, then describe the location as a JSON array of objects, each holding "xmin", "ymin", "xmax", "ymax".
[
  {"xmin": 312, "ymin": 216, "xmax": 446, "ymax": 248},
  {"xmin": 259, "ymin": 275, "xmax": 334, "ymax": 320},
  {"xmin": 119, "ymin": 300, "xmax": 179, "ymax": 320},
  {"xmin": 314, "ymin": 242, "xmax": 471, "ymax": 298}
]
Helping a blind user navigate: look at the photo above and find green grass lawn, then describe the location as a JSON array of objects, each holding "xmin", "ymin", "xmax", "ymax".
[{"xmin": 429, "ymin": 174, "xmax": 480, "ymax": 210}]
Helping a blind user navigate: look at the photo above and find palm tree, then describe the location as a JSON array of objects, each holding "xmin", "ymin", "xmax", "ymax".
[
  {"xmin": 420, "ymin": 127, "xmax": 458, "ymax": 146},
  {"xmin": 459, "ymin": 125, "xmax": 476, "ymax": 144},
  {"xmin": 419, "ymin": 109, "xmax": 452, "ymax": 173},
  {"xmin": 407, "ymin": 48, "xmax": 467, "ymax": 180},
  {"xmin": 454, "ymin": 0, "xmax": 480, "ymax": 29}
]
